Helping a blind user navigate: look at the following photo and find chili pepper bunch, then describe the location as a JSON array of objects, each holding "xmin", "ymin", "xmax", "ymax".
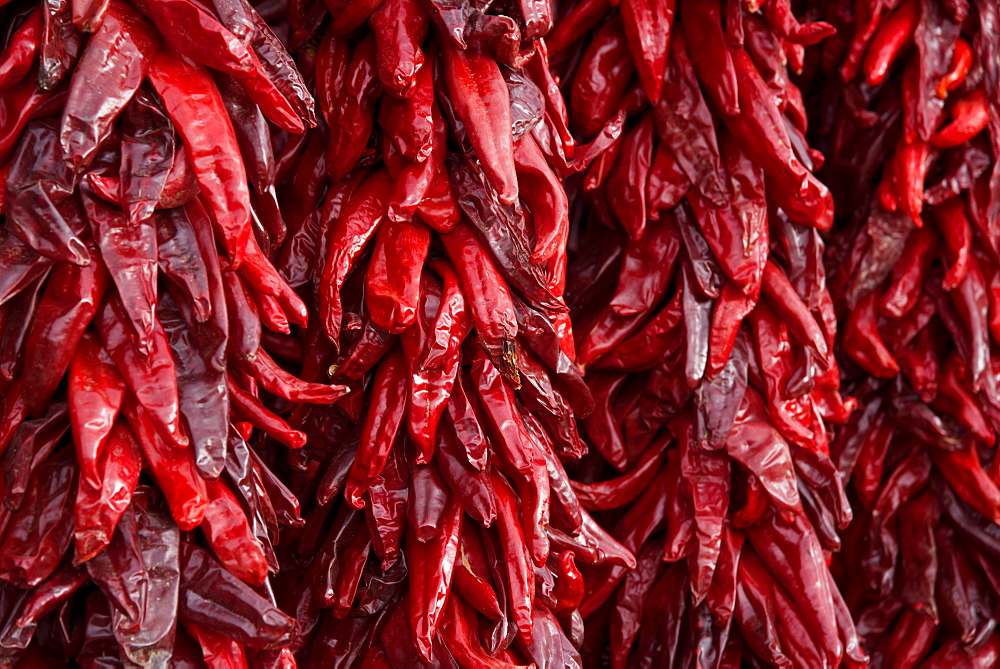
[
  {"xmin": 0, "ymin": 0, "xmax": 345, "ymax": 664},
  {"xmin": 819, "ymin": 0, "xmax": 1000, "ymax": 666},
  {"xmin": 543, "ymin": 1, "xmax": 871, "ymax": 667},
  {"xmin": 263, "ymin": 0, "xmax": 649, "ymax": 662}
]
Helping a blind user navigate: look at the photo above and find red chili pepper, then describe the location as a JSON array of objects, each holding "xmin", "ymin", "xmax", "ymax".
[
  {"xmin": 201, "ymin": 478, "xmax": 268, "ymax": 586},
  {"xmin": 364, "ymin": 218, "xmax": 431, "ymax": 334},
  {"xmin": 327, "ymin": 34, "xmax": 381, "ymax": 177},
  {"xmin": 21, "ymin": 254, "xmax": 109, "ymax": 416},
  {"xmin": 369, "ymin": 0, "xmax": 428, "ymax": 98},
  {"xmin": 0, "ymin": 10, "xmax": 42, "ymax": 91},
  {"xmin": 148, "ymin": 49, "xmax": 252, "ymax": 268},
  {"xmin": 930, "ymin": 88, "xmax": 989, "ymax": 148},
  {"xmin": 343, "ymin": 349, "xmax": 407, "ymax": 508},
  {"xmin": 442, "ymin": 43, "xmax": 518, "ymax": 205},
  {"xmin": 39, "ymin": 0, "xmax": 84, "ymax": 91},
  {"xmin": 489, "ymin": 469, "xmax": 535, "ymax": 640},
  {"xmin": 680, "ymin": 0, "xmax": 740, "ymax": 115},
  {"xmin": 862, "ymin": 0, "xmax": 919, "ymax": 87},
  {"xmin": 406, "ymin": 499, "xmax": 461, "ymax": 660},
  {"xmin": 618, "ymin": 0, "xmax": 674, "ymax": 102},
  {"xmin": 60, "ymin": 0, "xmax": 160, "ymax": 173},
  {"xmin": 936, "ymin": 36, "xmax": 972, "ymax": 98},
  {"xmin": 320, "ymin": 169, "xmax": 392, "ymax": 344},
  {"xmin": 400, "ymin": 262, "xmax": 470, "ymax": 457}
]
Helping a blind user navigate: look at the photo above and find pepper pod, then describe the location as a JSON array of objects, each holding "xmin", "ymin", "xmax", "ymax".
[
  {"xmin": 821, "ymin": 0, "xmax": 1000, "ymax": 664},
  {"xmin": 552, "ymin": 1, "xmax": 864, "ymax": 666},
  {"xmin": 0, "ymin": 0, "xmax": 330, "ymax": 664}
]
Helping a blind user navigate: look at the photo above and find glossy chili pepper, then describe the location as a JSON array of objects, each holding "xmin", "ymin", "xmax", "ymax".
[
  {"xmin": 365, "ymin": 218, "xmax": 431, "ymax": 334},
  {"xmin": 344, "ymin": 349, "xmax": 407, "ymax": 508},
  {"xmin": 60, "ymin": 0, "xmax": 159, "ymax": 174},
  {"xmin": 6, "ymin": 120, "xmax": 88, "ymax": 266},
  {"xmin": 440, "ymin": 223, "xmax": 518, "ymax": 374},
  {"xmin": 21, "ymin": 254, "xmax": 109, "ymax": 416},
  {"xmin": 569, "ymin": 15, "xmax": 634, "ymax": 139},
  {"xmin": 489, "ymin": 469, "xmax": 534, "ymax": 640},
  {"xmin": 120, "ymin": 396, "xmax": 205, "ymax": 531},
  {"xmin": 179, "ymin": 542, "xmax": 295, "ymax": 648},
  {"xmin": 369, "ymin": 0, "xmax": 428, "ymax": 98},
  {"xmin": 406, "ymin": 499, "xmax": 461, "ymax": 660},
  {"xmin": 931, "ymin": 88, "xmax": 989, "ymax": 148},
  {"xmin": 240, "ymin": 347, "xmax": 348, "ymax": 404},
  {"xmin": 400, "ymin": 263, "xmax": 470, "ymax": 458},
  {"xmin": 442, "ymin": 42, "xmax": 517, "ymax": 204},
  {"xmin": 84, "ymin": 186, "xmax": 158, "ymax": 345},
  {"xmin": 39, "ymin": 0, "xmax": 83, "ymax": 91},
  {"xmin": 320, "ymin": 169, "xmax": 392, "ymax": 344},
  {"xmin": 0, "ymin": 448, "xmax": 75, "ymax": 588},
  {"xmin": 937, "ymin": 36, "xmax": 972, "ymax": 97},
  {"xmin": 680, "ymin": 0, "xmax": 739, "ymax": 115},
  {"xmin": 148, "ymin": 49, "xmax": 252, "ymax": 268},
  {"xmin": 327, "ymin": 34, "xmax": 381, "ymax": 178},
  {"xmin": 73, "ymin": 417, "xmax": 141, "ymax": 565},
  {"xmin": 862, "ymin": 0, "xmax": 919, "ymax": 87},
  {"xmin": 201, "ymin": 478, "xmax": 268, "ymax": 586},
  {"xmin": 0, "ymin": 10, "xmax": 42, "ymax": 91}
]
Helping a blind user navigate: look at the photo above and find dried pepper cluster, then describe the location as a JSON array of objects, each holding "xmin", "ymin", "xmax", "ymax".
[
  {"xmin": 0, "ymin": 0, "xmax": 997, "ymax": 666},
  {"xmin": 551, "ymin": 1, "xmax": 865, "ymax": 666},
  {"xmin": 820, "ymin": 0, "xmax": 1000, "ymax": 666}
]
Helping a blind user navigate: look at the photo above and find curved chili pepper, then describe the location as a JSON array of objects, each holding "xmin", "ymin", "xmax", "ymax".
[
  {"xmin": 365, "ymin": 218, "xmax": 431, "ymax": 334},
  {"xmin": 327, "ymin": 34, "xmax": 381, "ymax": 177},
  {"xmin": 881, "ymin": 608, "xmax": 938, "ymax": 668},
  {"xmin": 881, "ymin": 225, "xmax": 936, "ymax": 317},
  {"xmin": 571, "ymin": 438, "xmax": 668, "ymax": 510},
  {"xmin": 401, "ymin": 263, "xmax": 470, "ymax": 456},
  {"xmin": 68, "ymin": 332, "xmax": 126, "ymax": 491},
  {"xmin": 680, "ymin": 0, "xmax": 739, "ymax": 115},
  {"xmin": 605, "ymin": 113, "xmax": 655, "ymax": 241},
  {"xmin": 513, "ymin": 132, "xmax": 569, "ymax": 264},
  {"xmin": 406, "ymin": 500, "xmax": 461, "ymax": 660},
  {"xmin": 320, "ymin": 169, "xmax": 392, "ymax": 344},
  {"xmin": 60, "ymin": 0, "xmax": 159, "ymax": 174},
  {"xmin": 0, "ymin": 10, "xmax": 42, "ymax": 91},
  {"xmin": 343, "ymin": 350, "xmax": 407, "ymax": 509},
  {"xmin": 379, "ymin": 61, "xmax": 433, "ymax": 164},
  {"xmin": 369, "ymin": 0, "xmax": 428, "ymax": 98},
  {"xmin": 931, "ymin": 88, "xmax": 989, "ymax": 148},
  {"xmin": 489, "ymin": 470, "xmax": 534, "ymax": 640},
  {"xmin": 937, "ymin": 36, "xmax": 972, "ymax": 98},
  {"xmin": 6, "ymin": 120, "xmax": 88, "ymax": 266},
  {"xmin": 440, "ymin": 223, "xmax": 518, "ymax": 374},
  {"xmin": 862, "ymin": 0, "xmax": 919, "ymax": 87},
  {"xmin": 117, "ymin": 88, "xmax": 174, "ymax": 224},
  {"xmin": 569, "ymin": 15, "xmax": 634, "ymax": 139},
  {"xmin": 39, "ymin": 0, "xmax": 83, "ymax": 92},
  {"xmin": 21, "ymin": 254, "xmax": 109, "ymax": 416},
  {"xmin": 179, "ymin": 542, "xmax": 295, "ymax": 648},
  {"xmin": 148, "ymin": 50, "xmax": 252, "ymax": 269},
  {"xmin": 240, "ymin": 347, "xmax": 348, "ymax": 404},
  {"xmin": 761, "ymin": 260, "xmax": 830, "ymax": 363},
  {"xmin": 73, "ymin": 418, "xmax": 141, "ymax": 564},
  {"xmin": 442, "ymin": 42, "xmax": 517, "ymax": 204},
  {"xmin": 83, "ymin": 187, "xmax": 158, "ymax": 351},
  {"xmin": 843, "ymin": 292, "xmax": 900, "ymax": 378}
]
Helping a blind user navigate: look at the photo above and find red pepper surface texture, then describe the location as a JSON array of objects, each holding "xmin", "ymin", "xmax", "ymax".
[{"xmin": 0, "ymin": 0, "xmax": 994, "ymax": 666}]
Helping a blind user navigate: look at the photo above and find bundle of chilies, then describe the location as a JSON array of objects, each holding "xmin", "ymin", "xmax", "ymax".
[
  {"xmin": 549, "ymin": 1, "xmax": 868, "ymax": 667},
  {"xmin": 0, "ymin": 0, "xmax": 997, "ymax": 665},
  {"xmin": 819, "ymin": 0, "xmax": 1000, "ymax": 667}
]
